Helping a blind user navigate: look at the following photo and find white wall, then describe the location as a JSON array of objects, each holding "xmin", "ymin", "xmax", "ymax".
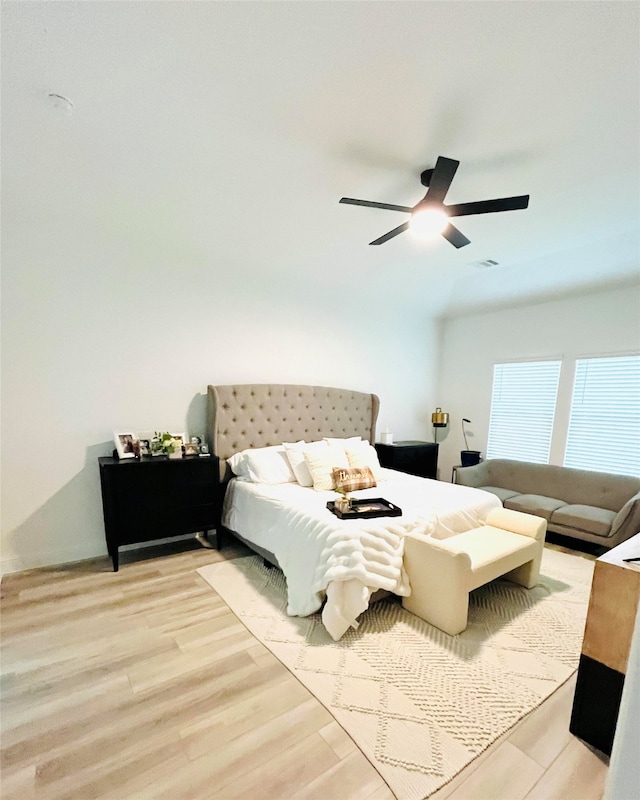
[
  {"xmin": 2, "ymin": 5, "xmax": 448, "ymax": 575},
  {"xmin": 436, "ymin": 285, "xmax": 640, "ymax": 481},
  {"xmin": 1, "ymin": 238, "xmax": 438, "ymax": 573}
]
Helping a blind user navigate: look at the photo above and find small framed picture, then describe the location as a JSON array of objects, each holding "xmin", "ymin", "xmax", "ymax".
[
  {"xmin": 183, "ymin": 441, "xmax": 199, "ymax": 457},
  {"xmin": 114, "ymin": 431, "xmax": 137, "ymax": 459}
]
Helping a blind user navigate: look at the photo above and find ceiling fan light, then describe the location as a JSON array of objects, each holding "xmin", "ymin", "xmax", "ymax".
[{"xmin": 409, "ymin": 208, "xmax": 449, "ymax": 239}]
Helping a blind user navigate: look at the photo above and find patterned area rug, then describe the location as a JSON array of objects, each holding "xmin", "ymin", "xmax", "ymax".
[{"xmin": 197, "ymin": 548, "xmax": 594, "ymax": 800}]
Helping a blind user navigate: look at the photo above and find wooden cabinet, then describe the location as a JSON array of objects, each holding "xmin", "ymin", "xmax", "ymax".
[
  {"xmin": 375, "ymin": 440, "xmax": 439, "ymax": 479},
  {"xmin": 570, "ymin": 533, "xmax": 640, "ymax": 754},
  {"xmin": 99, "ymin": 455, "xmax": 220, "ymax": 571}
]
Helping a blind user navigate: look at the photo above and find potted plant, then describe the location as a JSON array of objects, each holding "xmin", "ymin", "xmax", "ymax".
[{"xmin": 152, "ymin": 432, "xmax": 183, "ymax": 459}]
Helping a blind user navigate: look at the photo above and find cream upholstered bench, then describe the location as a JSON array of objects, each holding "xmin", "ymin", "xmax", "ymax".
[{"xmin": 402, "ymin": 507, "xmax": 547, "ymax": 635}]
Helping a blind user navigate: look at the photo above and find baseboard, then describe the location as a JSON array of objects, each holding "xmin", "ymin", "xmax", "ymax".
[
  {"xmin": 1, "ymin": 542, "xmax": 106, "ymax": 577},
  {"xmin": 1, "ymin": 533, "xmax": 198, "ymax": 577}
]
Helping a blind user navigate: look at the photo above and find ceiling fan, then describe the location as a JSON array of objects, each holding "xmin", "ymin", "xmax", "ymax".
[{"xmin": 339, "ymin": 155, "xmax": 529, "ymax": 249}]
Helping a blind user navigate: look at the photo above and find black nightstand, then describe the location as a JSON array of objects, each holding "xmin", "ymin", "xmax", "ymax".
[
  {"xmin": 99, "ymin": 455, "xmax": 220, "ymax": 571},
  {"xmin": 375, "ymin": 440, "xmax": 439, "ymax": 479}
]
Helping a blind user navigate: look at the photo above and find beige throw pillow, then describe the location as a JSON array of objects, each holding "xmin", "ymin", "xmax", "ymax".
[
  {"xmin": 332, "ymin": 466, "xmax": 377, "ymax": 493},
  {"xmin": 283, "ymin": 440, "xmax": 327, "ymax": 486},
  {"xmin": 346, "ymin": 443, "xmax": 384, "ymax": 481},
  {"xmin": 304, "ymin": 445, "xmax": 350, "ymax": 491}
]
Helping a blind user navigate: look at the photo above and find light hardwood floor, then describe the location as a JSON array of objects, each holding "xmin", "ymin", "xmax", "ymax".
[{"xmin": 1, "ymin": 538, "xmax": 609, "ymax": 800}]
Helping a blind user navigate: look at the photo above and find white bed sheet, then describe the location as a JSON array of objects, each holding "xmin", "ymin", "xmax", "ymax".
[{"xmin": 222, "ymin": 468, "xmax": 501, "ymax": 639}]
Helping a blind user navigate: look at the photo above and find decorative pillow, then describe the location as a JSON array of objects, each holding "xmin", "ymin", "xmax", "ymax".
[
  {"xmin": 227, "ymin": 445, "xmax": 296, "ymax": 484},
  {"xmin": 283, "ymin": 440, "xmax": 328, "ymax": 486},
  {"xmin": 346, "ymin": 443, "xmax": 385, "ymax": 482},
  {"xmin": 323, "ymin": 436, "xmax": 362, "ymax": 446},
  {"xmin": 332, "ymin": 466, "xmax": 377, "ymax": 493},
  {"xmin": 303, "ymin": 445, "xmax": 350, "ymax": 491}
]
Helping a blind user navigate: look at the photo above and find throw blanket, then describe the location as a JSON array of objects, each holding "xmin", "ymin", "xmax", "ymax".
[{"xmin": 315, "ymin": 517, "xmax": 414, "ymax": 640}]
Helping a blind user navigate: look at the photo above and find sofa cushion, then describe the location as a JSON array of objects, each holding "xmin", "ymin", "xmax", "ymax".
[
  {"xmin": 478, "ymin": 485, "xmax": 520, "ymax": 503},
  {"xmin": 504, "ymin": 494, "xmax": 566, "ymax": 520},
  {"xmin": 550, "ymin": 504, "xmax": 616, "ymax": 537}
]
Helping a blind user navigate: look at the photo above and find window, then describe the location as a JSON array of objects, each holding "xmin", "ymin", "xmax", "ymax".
[
  {"xmin": 486, "ymin": 360, "xmax": 561, "ymax": 463},
  {"xmin": 564, "ymin": 355, "xmax": 640, "ymax": 477}
]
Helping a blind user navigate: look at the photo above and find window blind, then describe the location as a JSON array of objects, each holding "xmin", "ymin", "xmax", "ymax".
[
  {"xmin": 486, "ymin": 360, "xmax": 561, "ymax": 463},
  {"xmin": 564, "ymin": 355, "xmax": 640, "ymax": 477}
]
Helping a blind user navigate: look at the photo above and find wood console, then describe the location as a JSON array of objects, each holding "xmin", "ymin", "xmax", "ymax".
[{"xmin": 570, "ymin": 532, "xmax": 640, "ymax": 754}]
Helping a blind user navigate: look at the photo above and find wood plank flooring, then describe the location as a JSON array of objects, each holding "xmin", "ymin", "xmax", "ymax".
[{"xmin": 1, "ymin": 538, "xmax": 609, "ymax": 799}]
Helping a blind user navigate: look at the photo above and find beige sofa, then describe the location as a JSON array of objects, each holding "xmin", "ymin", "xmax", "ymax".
[{"xmin": 455, "ymin": 459, "xmax": 640, "ymax": 549}]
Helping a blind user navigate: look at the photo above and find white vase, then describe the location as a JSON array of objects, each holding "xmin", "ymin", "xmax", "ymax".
[{"xmin": 168, "ymin": 448, "xmax": 183, "ymax": 459}]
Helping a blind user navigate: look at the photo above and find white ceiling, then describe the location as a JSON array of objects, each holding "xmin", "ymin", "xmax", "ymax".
[{"xmin": 3, "ymin": 1, "xmax": 639, "ymax": 318}]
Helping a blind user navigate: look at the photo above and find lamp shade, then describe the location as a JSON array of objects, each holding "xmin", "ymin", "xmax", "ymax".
[{"xmin": 432, "ymin": 408, "xmax": 449, "ymax": 427}]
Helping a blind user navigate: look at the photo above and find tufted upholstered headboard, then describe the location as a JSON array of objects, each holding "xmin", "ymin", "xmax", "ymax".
[{"xmin": 206, "ymin": 384, "xmax": 380, "ymax": 481}]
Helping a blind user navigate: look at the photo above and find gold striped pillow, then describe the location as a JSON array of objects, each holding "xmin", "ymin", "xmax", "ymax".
[{"xmin": 332, "ymin": 466, "xmax": 377, "ymax": 493}]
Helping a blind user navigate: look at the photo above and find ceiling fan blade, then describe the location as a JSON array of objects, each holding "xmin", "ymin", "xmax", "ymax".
[
  {"xmin": 339, "ymin": 197, "xmax": 413, "ymax": 213},
  {"xmin": 445, "ymin": 195, "xmax": 530, "ymax": 217},
  {"xmin": 441, "ymin": 223, "xmax": 471, "ymax": 249},
  {"xmin": 369, "ymin": 221, "xmax": 410, "ymax": 245},
  {"xmin": 424, "ymin": 156, "xmax": 460, "ymax": 205}
]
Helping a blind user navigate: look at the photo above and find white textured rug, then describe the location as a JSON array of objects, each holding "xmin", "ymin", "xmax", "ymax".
[{"xmin": 197, "ymin": 549, "xmax": 594, "ymax": 800}]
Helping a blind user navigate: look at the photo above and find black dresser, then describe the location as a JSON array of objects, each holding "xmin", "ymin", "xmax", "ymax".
[
  {"xmin": 375, "ymin": 440, "xmax": 439, "ymax": 479},
  {"xmin": 99, "ymin": 455, "xmax": 220, "ymax": 571}
]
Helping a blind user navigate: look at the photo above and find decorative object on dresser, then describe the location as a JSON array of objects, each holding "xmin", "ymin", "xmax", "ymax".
[
  {"xmin": 113, "ymin": 431, "xmax": 137, "ymax": 459},
  {"xmin": 374, "ymin": 439, "xmax": 439, "ymax": 479},
  {"xmin": 112, "ymin": 430, "xmax": 189, "ymax": 459},
  {"xmin": 150, "ymin": 431, "xmax": 185, "ymax": 458},
  {"xmin": 98, "ymin": 454, "xmax": 220, "ymax": 571},
  {"xmin": 570, "ymin": 532, "xmax": 640, "ymax": 755}
]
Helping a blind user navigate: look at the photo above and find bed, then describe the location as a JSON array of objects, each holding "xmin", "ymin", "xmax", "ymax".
[{"xmin": 206, "ymin": 383, "xmax": 501, "ymax": 639}]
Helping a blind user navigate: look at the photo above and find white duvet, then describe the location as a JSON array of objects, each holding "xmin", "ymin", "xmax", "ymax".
[{"xmin": 222, "ymin": 468, "xmax": 501, "ymax": 640}]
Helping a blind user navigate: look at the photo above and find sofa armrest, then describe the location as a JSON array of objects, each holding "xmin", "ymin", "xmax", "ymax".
[
  {"xmin": 611, "ymin": 491, "xmax": 640, "ymax": 539},
  {"xmin": 403, "ymin": 534, "xmax": 472, "ymax": 633},
  {"xmin": 486, "ymin": 507, "xmax": 547, "ymax": 541},
  {"xmin": 455, "ymin": 461, "xmax": 490, "ymax": 487},
  {"xmin": 404, "ymin": 533, "xmax": 471, "ymax": 587}
]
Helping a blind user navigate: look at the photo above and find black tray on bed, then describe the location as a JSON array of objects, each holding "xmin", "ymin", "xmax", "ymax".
[{"xmin": 326, "ymin": 497, "xmax": 402, "ymax": 520}]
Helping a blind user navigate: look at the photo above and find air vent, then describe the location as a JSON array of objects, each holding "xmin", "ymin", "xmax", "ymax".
[{"xmin": 470, "ymin": 259, "xmax": 499, "ymax": 269}]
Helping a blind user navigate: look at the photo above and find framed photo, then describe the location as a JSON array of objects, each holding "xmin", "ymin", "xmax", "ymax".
[
  {"xmin": 114, "ymin": 431, "xmax": 137, "ymax": 459},
  {"xmin": 183, "ymin": 441, "xmax": 199, "ymax": 457}
]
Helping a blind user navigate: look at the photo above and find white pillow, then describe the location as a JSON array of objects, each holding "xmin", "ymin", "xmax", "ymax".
[
  {"xmin": 346, "ymin": 442, "xmax": 385, "ymax": 482},
  {"xmin": 283, "ymin": 440, "xmax": 328, "ymax": 486},
  {"xmin": 227, "ymin": 445, "xmax": 296, "ymax": 484},
  {"xmin": 323, "ymin": 436, "xmax": 362, "ymax": 446},
  {"xmin": 304, "ymin": 445, "xmax": 350, "ymax": 491}
]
